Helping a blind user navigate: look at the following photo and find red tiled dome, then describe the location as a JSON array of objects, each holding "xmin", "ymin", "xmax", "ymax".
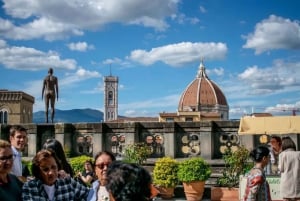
[{"xmin": 178, "ymin": 61, "xmax": 228, "ymax": 112}]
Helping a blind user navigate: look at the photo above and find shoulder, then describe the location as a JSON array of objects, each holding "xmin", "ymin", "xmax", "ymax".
[
  {"xmin": 22, "ymin": 179, "xmax": 43, "ymax": 193},
  {"xmin": 8, "ymin": 174, "xmax": 23, "ymax": 186},
  {"xmin": 91, "ymin": 180, "xmax": 100, "ymax": 189},
  {"xmin": 57, "ymin": 177, "xmax": 83, "ymax": 186},
  {"xmin": 56, "ymin": 177, "xmax": 72, "ymax": 185},
  {"xmin": 248, "ymin": 169, "xmax": 264, "ymax": 184},
  {"xmin": 8, "ymin": 173, "xmax": 19, "ymax": 180},
  {"xmin": 25, "ymin": 178, "xmax": 43, "ymax": 186}
]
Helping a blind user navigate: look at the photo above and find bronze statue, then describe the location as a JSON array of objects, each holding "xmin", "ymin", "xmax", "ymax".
[{"xmin": 42, "ymin": 68, "xmax": 58, "ymax": 123}]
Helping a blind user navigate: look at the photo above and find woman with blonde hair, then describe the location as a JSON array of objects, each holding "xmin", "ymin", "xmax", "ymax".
[{"xmin": 0, "ymin": 139, "xmax": 23, "ymax": 200}]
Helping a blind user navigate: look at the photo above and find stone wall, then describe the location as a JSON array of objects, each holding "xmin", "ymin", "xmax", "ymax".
[{"xmin": 1, "ymin": 121, "xmax": 299, "ymax": 159}]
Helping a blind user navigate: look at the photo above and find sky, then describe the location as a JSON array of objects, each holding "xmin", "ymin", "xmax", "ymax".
[{"xmin": 0, "ymin": 0, "xmax": 300, "ymax": 119}]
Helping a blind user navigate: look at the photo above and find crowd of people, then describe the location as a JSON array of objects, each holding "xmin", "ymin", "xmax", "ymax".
[
  {"xmin": 0, "ymin": 125, "xmax": 300, "ymax": 201},
  {"xmin": 0, "ymin": 125, "xmax": 156, "ymax": 201},
  {"xmin": 243, "ymin": 135, "xmax": 300, "ymax": 201}
]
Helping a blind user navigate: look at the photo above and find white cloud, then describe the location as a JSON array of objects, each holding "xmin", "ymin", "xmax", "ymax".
[
  {"xmin": 0, "ymin": 41, "xmax": 77, "ymax": 70},
  {"xmin": 102, "ymin": 57, "xmax": 131, "ymax": 67},
  {"xmin": 0, "ymin": 17, "xmax": 83, "ymax": 41},
  {"xmin": 128, "ymin": 42, "xmax": 227, "ymax": 66},
  {"xmin": 0, "ymin": 39, "xmax": 7, "ymax": 47},
  {"xmin": 199, "ymin": 6, "xmax": 207, "ymax": 13},
  {"xmin": 61, "ymin": 68, "xmax": 101, "ymax": 86},
  {"xmin": 67, "ymin": 42, "xmax": 94, "ymax": 52},
  {"xmin": 1, "ymin": 0, "xmax": 179, "ymax": 40},
  {"xmin": 174, "ymin": 13, "xmax": 200, "ymax": 25},
  {"xmin": 237, "ymin": 60, "xmax": 300, "ymax": 95},
  {"xmin": 206, "ymin": 67, "xmax": 224, "ymax": 76},
  {"xmin": 243, "ymin": 15, "xmax": 300, "ymax": 54}
]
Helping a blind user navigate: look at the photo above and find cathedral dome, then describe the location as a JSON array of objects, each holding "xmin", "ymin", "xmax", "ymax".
[{"xmin": 178, "ymin": 61, "xmax": 228, "ymax": 118}]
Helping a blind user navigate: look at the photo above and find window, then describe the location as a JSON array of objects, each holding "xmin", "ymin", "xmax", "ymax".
[
  {"xmin": 0, "ymin": 109, "xmax": 8, "ymax": 124},
  {"xmin": 108, "ymin": 91, "xmax": 113, "ymax": 105},
  {"xmin": 166, "ymin": 118, "xmax": 174, "ymax": 122},
  {"xmin": 185, "ymin": 117, "xmax": 193, "ymax": 122},
  {"xmin": 111, "ymin": 112, "xmax": 114, "ymax": 119}
]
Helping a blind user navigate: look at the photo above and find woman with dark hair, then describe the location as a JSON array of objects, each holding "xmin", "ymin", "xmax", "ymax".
[
  {"xmin": 268, "ymin": 135, "xmax": 282, "ymax": 174},
  {"xmin": 244, "ymin": 146, "xmax": 271, "ymax": 201},
  {"xmin": 77, "ymin": 159, "xmax": 95, "ymax": 186},
  {"xmin": 279, "ymin": 136, "xmax": 300, "ymax": 201},
  {"xmin": 22, "ymin": 149, "xmax": 89, "ymax": 200},
  {"xmin": 106, "ymin": 161, "xmax": 152, "ymax": 201},
  {"xmin": 87, "ymin": 151, "xmax": 116, "ymax": 201},
  {"xmin": 43, "ymin": 138, "xmax": 74, "ymax": 177}
]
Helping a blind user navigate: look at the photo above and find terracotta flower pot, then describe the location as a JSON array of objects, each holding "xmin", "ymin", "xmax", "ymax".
[
  {"xmin": 182, "ymin": 181, "xmax": 205, "ymax": 201},
  {"xmin": 211, "ymin": 187, "xmax": 239, "ymax": 201},
  {"xmin": 158, "ymin": 187, "xmax": 175, "ymax": 199}
]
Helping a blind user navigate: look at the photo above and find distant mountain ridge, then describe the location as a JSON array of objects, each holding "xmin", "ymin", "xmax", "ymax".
[{"xmin": 33, "ymin": 108, "xmax": 104, "ymax": 123}]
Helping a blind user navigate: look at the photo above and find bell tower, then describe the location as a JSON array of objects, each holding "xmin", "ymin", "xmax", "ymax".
[{"xmin": 104, "ymin": 74, "xmax": 118, "ymax": 122}]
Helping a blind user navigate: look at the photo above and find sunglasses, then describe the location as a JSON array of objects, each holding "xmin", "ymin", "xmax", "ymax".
[{"xmin": 95, "ymin": 163, "xmax": 110, "ymax": 169}]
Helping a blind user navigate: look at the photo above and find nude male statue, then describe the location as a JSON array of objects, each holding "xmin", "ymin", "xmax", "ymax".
[{"xmin": 42, "ymin": 68, "xmax": 58, "ymax": 123}]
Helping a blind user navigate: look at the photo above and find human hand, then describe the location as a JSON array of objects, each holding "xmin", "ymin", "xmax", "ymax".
[{"xmin": 58, "ymin": 170, "xmax": 70, "ymax": 179}]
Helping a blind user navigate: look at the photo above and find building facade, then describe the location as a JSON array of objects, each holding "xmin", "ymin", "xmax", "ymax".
[{"xmin": 0, "ymin": 90, "xmax": 35, "ymax": 124}]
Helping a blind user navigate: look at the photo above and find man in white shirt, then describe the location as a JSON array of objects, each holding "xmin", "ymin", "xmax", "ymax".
[{"xmin": 9, "ymin": 125, "xmax": 28, "ymax": 182}]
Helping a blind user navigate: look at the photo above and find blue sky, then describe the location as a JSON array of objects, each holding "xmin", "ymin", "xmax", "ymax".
[{"xmin": 0, "ymin": 0, "xmax": 300, "ymax": 119}]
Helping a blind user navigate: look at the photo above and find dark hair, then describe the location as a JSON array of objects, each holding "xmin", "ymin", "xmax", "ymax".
[
  {"xmin": 249, "ymin": 146, "xmax": 270, "ymax": 162},
  {"xmin": 9, "ymin": 125, "xmax": 27, "ymax": 137},
  {"xmin": 270, "ymin": 135, "xmax": 282, "ymax": 146},
  {"xmin": 106, "ymin": 161, "xmax": 152, "ymax": 201},
  {"xmin": 31, "ymin": 149, "xmax": 62, "ymax": 180},
  {"xmin": 281, "ymin": 136, "xmax": 296, "ymax": 151},
  {"xmin": 43, "ymin": 139, "xmax": 74, "ymax": 177},
  {"xmin": 84, "ymin": 159, "xmax": 94, "ymax": 170},
  {"xmin": 93, "ymin": 151, "xmax": 116, "ymax": 166},
  {"xmin": 85, "ymin": 159, "xmax": 93, "ymax": 165}
]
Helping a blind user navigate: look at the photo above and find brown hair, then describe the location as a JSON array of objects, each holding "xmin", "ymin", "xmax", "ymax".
[
  {"xmin": 0, "ymin": 139, "xmax": 11, "ymax": 149},
  {"xmin": 9, "ymin": 125, "xmax": 27, "ymax": 137},
  {"xmin": 270, "ymin": 135, "xmax": 282, "ymax": 146},
  {"xmin": 31, "ymin": 149, "xmax": 62, "ymax": 180}
]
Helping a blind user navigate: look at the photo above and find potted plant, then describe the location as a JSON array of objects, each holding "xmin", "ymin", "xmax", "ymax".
[
  {"xmin": 211, "ymin": 146, "xmax": 252, "ymax": 201},
  {"xmin": 153, "ymin": 157, "xmax": 179, "ymax": 199},
  {"xmin": 177, "ymin": 157, "xmax": 211, "ymax": 201}
]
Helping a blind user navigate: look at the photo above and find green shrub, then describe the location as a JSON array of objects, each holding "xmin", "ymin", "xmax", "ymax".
[
  {"xmin": 177, "ymin": 157, "xmax": 211, "ymax": 182},
  {"xmin": 123, "ymin": 142, "xmax": 151, "ymax": 165},
  {"xmin": 153, "ymin": 157, "xmax": 179, "ymax": 188},
  {"xmin": 69, "ymin": 155, "xmax": 93, "ymax": 174},
  {"xmin": 216, "ymin": 146, "xmax": 252, "ymax": 188}
]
